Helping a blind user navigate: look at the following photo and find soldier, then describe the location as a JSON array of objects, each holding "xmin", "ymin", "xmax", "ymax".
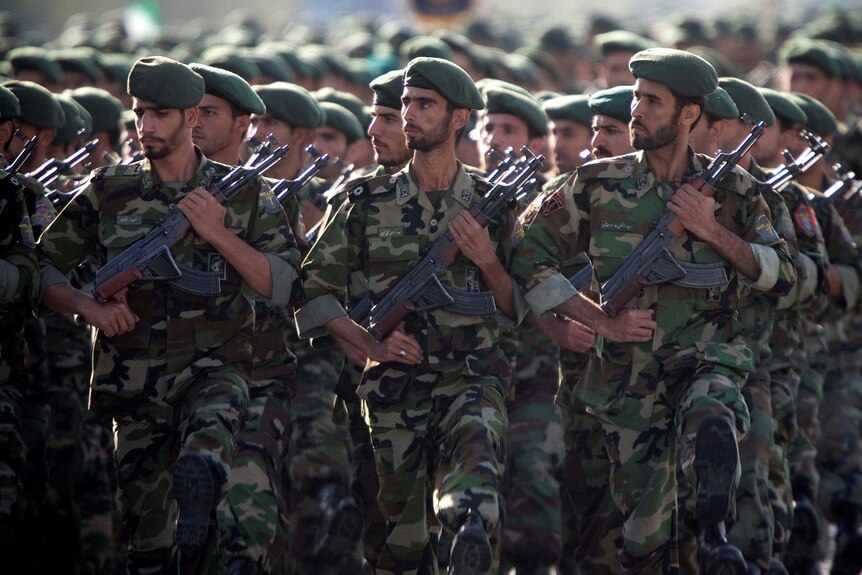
[
  {"xmin": 511, "ymin": 48, "xmax": 794, "ymax": 575},
  {"xmin": 541, "ymin": 94, "xmax": 594, "ymax": 176},
  {"xmin": 36, "ymin": 56, "xmax": 302, "ymax": 574},
  {"xmin": 6, "ymin": 46, "xmax": 64, "ymax": 93},
  {"xmin": 68, "ymin": 87, "xmax": 124, "ymax": 169},
  {"xmin": 313, "ymin": 101, "xmax": 365, "ymax": 182},
  {"xmin": 296, "ymin": 56, "xmax": 525, "ymax": 575},
  {"xmin": 556, "ymin": 84, "xmax": 636, "ymax": 575},
  {"xmin": 0, "ymin": 83, "xmax": 43, "ymax": 572},
  {"xmin": 366, "ymin": 68, "xmax": 412, "ymax": 176},
  {"xmin": 2, "ymin": 80, "xmax": 65, "ymax": 174},
  {"xmin": 186, "ymin": 63, "xmax": 292, "ymax": 575},
  {"xmin": 475, "ymin": 84, "xmax": 548, "ymax": 173},
  {"xmin": 590, "ymin": 31, "xmax": 656, "ymax": 90}
]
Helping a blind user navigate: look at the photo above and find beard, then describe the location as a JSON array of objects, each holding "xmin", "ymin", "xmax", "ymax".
[
  {"xmin": 631, "ymin": 109, "xmax": 681, "ymax": 151},
  {"xmin": 141, "ymin": 118, "xmax": 186, "ymax": 160},
  {"xmin": 405, "ymin": 111, "xmax": 452, "ymax": 152}
]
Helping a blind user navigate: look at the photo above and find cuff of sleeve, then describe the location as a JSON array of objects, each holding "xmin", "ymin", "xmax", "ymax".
[
  {"xmin": 294, "ymin": 294, "xmax": 347, "ymax": 339},
  {"xmin": 776, "ymin": 253, "xmax": 817, "ymax": 310},
  {"xmin": 0, "ymin": 259, "xmax": 19, "ymax": 303},
  {"xmin": 494, "ymin": 280, "xmax": 527, "ymax": 330},
  {"xmin": 525, "ymin": 273, "xmax": 580, "ymax": 316},
  {"xmin": 266, "ymin": 253, "xmax": 299, "ymax": 308},
  {"xmin": 742, "ymin": 243, "xmax": 779, "ymax": 291},
  {"xmin": 837, "ymin": 264, "xmax": 860, "ymax": 310},
  {"xmin": 39, "ymin": 264, "xmax": 71, "ymax": 302}
]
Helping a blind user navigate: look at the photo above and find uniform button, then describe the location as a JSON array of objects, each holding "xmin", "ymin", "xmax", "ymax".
[{"xmin": 430, "ymin": 218, "xmax": 438, "ymax": 226}]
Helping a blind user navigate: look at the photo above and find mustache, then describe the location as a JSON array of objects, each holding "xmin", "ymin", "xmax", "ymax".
[
  {"xmin": 593, "ymin": 147, "xmax": 613, "ymax": 158},
  {"xmin": 630, "ymin": 120, "xmax": 645, "ymax": 130}
]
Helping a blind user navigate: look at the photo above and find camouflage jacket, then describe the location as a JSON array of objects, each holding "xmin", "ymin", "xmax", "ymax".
[
  {"xmin": 296, "ymin": 161, "xmax": 526, "ymax": 397},
  {"xmin": 38, "ymin": 151, "xmax": 302, "ymax": 412},
  {"xmin": 512, "ymin": 150, "xmax": 795, "ymax": 426}
]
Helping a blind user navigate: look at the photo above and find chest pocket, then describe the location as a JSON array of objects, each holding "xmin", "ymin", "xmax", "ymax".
[
  {"xmin": 588, "ymin": 230, "xmax": 644, "ymax": 280},
  {"xmin": 366, "ymin": 234, "xmax": 425, "ymax": 295}
]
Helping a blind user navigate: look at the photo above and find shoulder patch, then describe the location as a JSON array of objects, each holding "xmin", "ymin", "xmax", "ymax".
[
  {"xmin": 755, "ymin": 213, "xmax": 780, "ymax": 242},
  {"xmin": 541, "ymin": 188, "xmax": 567, "ymax": 216},
  {"xmin": 793, "ymin": 204, "xmax": 819, "ymax": 239}
]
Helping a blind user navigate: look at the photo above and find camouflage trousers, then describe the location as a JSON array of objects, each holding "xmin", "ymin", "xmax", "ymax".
[
  {"xmin": 595, "ymin": 365, "xmax": 749, "ymax": 575},
  {"xmin": 501, "ymin": 327, "xmax": 564, "ymax": 567},
  {"xmin": 217, "ymin": 376, "xmax": 291, "ymax": 574},
  {"xmin": 286, "ymin": 346, "xmax": 355, "ymax": 569},
  {"xmin": 767, "ymin": 365, "xmax": 800, "ymax": 558},
  {"xmin": 816, "ymin": 361, "xmax": 862, "ymax": 521},
  {"xmin": 367, "ymin": 367, "xmax": 507, "ymax": 575},
  {"xmin": 556, "ymin": 380, "xmax": 622, "ymax": 575},
  {"xmin": 113, "ymin": 371, "xmax": 249, "ymax": 575}
]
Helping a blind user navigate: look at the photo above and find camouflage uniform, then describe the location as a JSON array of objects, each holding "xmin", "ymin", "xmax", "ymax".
[
  {"xmin": 297, "ymin": 162, "xmax": 524, "ymax": 575},
  {"xmin": 37, "ymin": 153, "xmax": 301, "ymax": 574},
  {"xmin": 0, "ymin": 170, "xmax": 40, "ymax": 571},
  {"xmin": 512, "ymin": 150, "xmax": 794, "ymax": 574}
]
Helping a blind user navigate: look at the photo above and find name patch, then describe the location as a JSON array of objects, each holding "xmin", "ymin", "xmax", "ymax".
[
  {"xmin": 117, "ymin": 214, "xmax": 142, "ymax": 226},
  {"xmin": 378, "ymin": 227, "xmax": 404, "ymax": 238}
]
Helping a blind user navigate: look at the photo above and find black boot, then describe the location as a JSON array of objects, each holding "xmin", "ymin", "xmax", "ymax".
[
  {"xmin": 694, "ymin": 414, "xmax": 747, "ymax": 575},
  {"xmin": 449, "ymin": 509, "xmax": 492, "ymax": 575},
  {"xmin": 174, "ymin": 452, "xmax": 222, "ymax": 572},
  {"xmin": 312, "ymin": 481, "xmax": 363, "ymax": 562}
]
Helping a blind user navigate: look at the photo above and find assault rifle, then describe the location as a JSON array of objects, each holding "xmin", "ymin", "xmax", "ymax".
[
  {"xmin": 824, "ymin": 164, "xmax": 862, "ymax": 200},
  {"xmin": 761, "ymin": 131, "xmax": 829, "ymax": 193},
  {"xmin": 31, "ymin": 138, "xmax": 100, "ymax": 187},
  {"xmin": 92, "ymin": 141, "xmax": 290, "ymax": 302},
  {"xmin": 5, "ymin": 130, "xmax": 38, "ymax": 176},
  {"xmin": 350, "ymin": 149, "xmax": 544, "ymax": 340},
  {"xmin": 595, "ymin": 118, "xmax": 766, "ymax": 316},
  {"xmin": 271, "ymin": 145, "xmax": 330, "ymax": 204}
]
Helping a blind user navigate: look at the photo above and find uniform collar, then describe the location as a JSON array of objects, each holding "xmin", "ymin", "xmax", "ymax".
[
  {"xmin": 138, "ymin": 147, "xmax": 212, "ymax": 195},
  {"xmin": 395, "ymin": 160, "xmax": 475, "ymax": 209}
]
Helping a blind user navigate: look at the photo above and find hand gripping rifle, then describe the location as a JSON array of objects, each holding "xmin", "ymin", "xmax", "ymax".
[
  {"xmin": 595, "ymin": 118, "xmax": 766, "ymax": 316},
  {"xmin": 271, "ymin": 145, "xmax": 330, "ymax": 205},
  {"xmin": 92, "ymin": 142, "xmax": 290, "ymax": 302},
  {"xmin": 32, "ymin": 138, "xmax": 100, "ymax": 188},
  {"xmin": 350, "ymin": 149, "xmax": 544, "ymax": 341}
]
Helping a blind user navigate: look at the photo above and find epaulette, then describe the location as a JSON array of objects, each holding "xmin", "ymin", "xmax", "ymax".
[
  {"xmin": 345, "ymin": 173, "xmax": 397, "ymax": 203},
  {"xmin": 542, "ymin": 172, "xmax": 573, "ymax": 193},
  {"xmin": 89, "ymin": 161, "xmax": 144, "ymax": 182},
  {"xmin": 576, "ymin": 153, "xmax": 638, "ymax": 180}
]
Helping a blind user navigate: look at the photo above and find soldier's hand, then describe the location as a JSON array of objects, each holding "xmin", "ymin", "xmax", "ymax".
[
  {"xmin": 178, "ymin": 187, "xmax": 227, "ymax": 244},
  {"xmin": 84, "ymin": 291, "xmax": 139, "ymax": 337},
  {"xmin": 599, "ymin": 308, "xmax": 656, "ymax": 343},
  {"xmin": 668, "ymin": 183, "xmax": 718, "ymax": 240},
  {"xmin": 370, "ymin": 326, "xmax": 422, "ymax": 365},
  {"xmin": 450, "ymin": 211, "xmax": 496, "ymax": 268},
  {"xmin": 334, "ymin": 333, "xmax": 368, "ymax": 366},
  {"xmin": 534, "ymin": 314, "xmax": 595, "ymax": 352}
]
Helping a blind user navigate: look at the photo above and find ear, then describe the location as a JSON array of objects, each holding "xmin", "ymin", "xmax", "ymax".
[
  {"xmin": 0, "ymin": 120, "xmax": 13, "ymax": 147},
  {"xmin": 679, "ymin": 103, "xmax": 701, "ymax": 129},
  {"xmin": 452, "ymin": 107, "xmax": 471, "ymax": 132},
  {"xmin": 38, "ymin": 127, "xmax": 57, "ymax": 149},
  {"xmin": 710, "ymin": 119, "xmax": 726, "ymax": 143},
  {"xmin": 234, "ymin": 114, "xmax": 251, "ymax": 136},
  {"xmin": 185, "ymin": 106, "xmax": 199, "ymax": 128},
  {"xmin": 528, "ymin": 135, "xmax": 547, "ymax": 154}
]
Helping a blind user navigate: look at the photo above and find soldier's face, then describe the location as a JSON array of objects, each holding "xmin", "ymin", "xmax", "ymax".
[
  {"xmin": 788, "ymin": 63, "xmax": 831, "ymax": 104},
  {"xmin": 550, "ymin": 118, "xmax": 592, "ymax": 173},
  {"xmin": 630, "ymin": 79, "xmax": 682, "ymax": 151},
  {"xmin": 194, "ymin": 94, "xmax": 241, "ymax": 159},
  {"xmin": 133, "ymin": 99, "xmax": 189, "ymax": 161},
  {"xmin": 314, "ymin": 126, "xmax": 350, "ymax": 179},
  {"xmin": 478, "ymin": 113, "xmax": 530, "ymax": 171},
  {"xmin": 591, "ymin": 114, "xmax": 633, "ymax": 159},
  {"xmin": 248, "ymin": 114, "xmax": 296, "ymax": 149},
  {"xmin": 401, "ymin": 86, "xmax": 455, "ymax": 152},
  {"xmin": 600, "ymin": 52, "xmax": 637, "ymax": 89},
  {"xmin": 368, "ymin": 104, "xmax": 411, "ymax": 168}
]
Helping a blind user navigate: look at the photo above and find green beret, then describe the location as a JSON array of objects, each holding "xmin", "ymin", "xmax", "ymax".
[
  {"xmin": 403, "ymin": 57, "xmax": 483, "ymax": 110},
  {"xmin": 319, "ymin": 101, "xmax": 365, "ymax": 144},
  {"xmin": 476, "ymin": 78, "xmax": 532, "ymax": 99},
  {"xmin": 68, "ymin": 87, "xmax": 123, "ymax": 135},
  {"xmin": 542, "ymin": 94, "xmax": 593, "ymax": 126},
  {"xmin": 589, "ymin": 85, "xmax": 634, "ymax": 123},
  {"xmin": 53, "ymin": 49, "xmax": 102, "ymax": 83},
  {"xmin": 252, "ymin": 82, "xmax": 324, "ymax": 128},
  {"xmin": 369, "ymin": 68, "xmax": 404, "ymax": 110},
  {"xmin": 3, "ymin": 80, "xmax": 65, "ymax": 129},
  {"xmin": 686, "ymin": 45, "xmax": 741, "ymax": 78},
  {"xmin": 7, "ymin": 46, "xmax": 64, "ymax": 84},
  {"xmin": 759, "ymin": 88, "xmax": 807, "ymax": 125},
  {"xmin": 629, "ymin": 47, "xmax": 718, "ymax": 97},
  {"xmin": 0, "ymin": 84, "xmax": 20, "ymax": 122},
  {"xmin": 484, "ymin": 87, "xmax": 548, "ymax": 136},
  {"xmin": 703, "ymin": 87, "xmax": 739, "ymax": 120},
  {"xmin": 537, "ymin": 26, "xmax": 577, "ymax": 52},
  {"xmin": 593, "ymin": 30, "xmax": 657, "ymax": 57},
  {"xmin": 245, "ymin": 51, "xmax": 294, "ymax": 83},
  {"xmin": 200, "ymin": 47, "xmax": 261, "ymax": 82},
  {"xmin": 780, "ymin": 38, "xmax": 841, "ymax": 77},
  {"xmin": 534, "ymin": 90, "xmax": 563, "ymax": 104},
  {"xmin": 718, "ymin": 77, "xmax": 775, "ymax": 126},
  {"xmin": 789, "ymin": 93, "xmax": 838, "ymax": 137},
  {"xmin": 128, "ymin": 56, "xmax": 204, "ymax": 109},
  {"xmin": 314, "ymin": 87, "xmax": 369, "ymax": 128},
  {"xmin": 399, "ymin": 36, "xmax": 455, "ymax": 62},
  {"xmin": 100, "ymin": 53, "xmax": 136, "ymax": 84},
  {"xmin": 189, "ymin": 63, "xmax": 265, "ymax": 116},
  {"xmin": 53, "ymin": 94, "xmax": 88, "ymax": 145}
]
